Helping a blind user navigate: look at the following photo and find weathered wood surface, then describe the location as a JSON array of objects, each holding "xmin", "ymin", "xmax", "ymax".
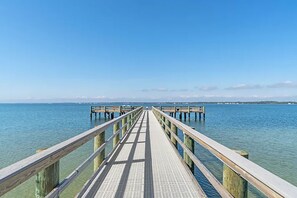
[
  {"xmin": 223, "ymin": 150, "xmax": 248, "ymax": 198},
  {"xmin": 113, "ymin": 122, "xmax": 120, "ymax": 148},
  {"xmin": 35, "ymin": 149, "xmax": 59, "ymax": 198},
  {"xmin": 0, "ymin": 107, "xmax": 143, "ymax": 197},
  {"xmin": 184, "ymin": 133, "xmax": 194, "ymax": 173},
  {"xmin": 94, "ymin": 131, "xmax": 105, "ymax": 172},
  {"xmin": 152, "ymin": 107, "xmax": 297, "ymax": 198}
]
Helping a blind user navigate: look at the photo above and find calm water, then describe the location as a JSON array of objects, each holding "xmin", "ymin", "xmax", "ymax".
[{"xmin": 0, "ymin": 103, "xmax": 297, "ymax": 197}]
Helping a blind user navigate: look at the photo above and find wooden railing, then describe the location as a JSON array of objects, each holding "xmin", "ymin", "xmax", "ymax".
[
  {"xmin": 0, "ymin": 107, "xmax": 143, "ymax": 197},
  {"xmin": 156, "ymin": 106, "xmax": 205, "ymax": 113},
  {"xmin": 152, "ymin": 107, "xmax": 297, "ymax": 198},
  {"xmin": 91, "ymin": 106, "xmax": 139, "ymax": 112}
]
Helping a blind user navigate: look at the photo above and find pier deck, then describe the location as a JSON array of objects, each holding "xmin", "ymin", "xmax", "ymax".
[{"xmin": 81, "ymin": 111, "xmax": 205, "ymax": 197}]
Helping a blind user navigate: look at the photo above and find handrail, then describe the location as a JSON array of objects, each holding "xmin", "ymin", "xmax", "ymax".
[
  {"xmin": 152, "ymin": 107, "xmax": 297, "ymax": 198},
  {"xmin": 0, "ymin": 107, "xmax": 143, "ymax": 197},
  {"xmin": 155, "ymin": 106, "xmax": 205, "ymax": 114}
]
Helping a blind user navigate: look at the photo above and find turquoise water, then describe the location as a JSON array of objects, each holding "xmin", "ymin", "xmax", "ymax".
[{"xmin": 0, "ymin": 103, "xmax": 297, "ymax": 197}]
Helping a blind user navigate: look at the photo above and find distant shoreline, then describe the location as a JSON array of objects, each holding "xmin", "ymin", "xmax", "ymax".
[{"xmin": 0, "ymin": 101, "xmax": 297, "ymax": 105}]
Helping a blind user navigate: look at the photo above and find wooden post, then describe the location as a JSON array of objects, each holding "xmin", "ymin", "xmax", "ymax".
[
  {"xmin": 35, "ymin": 149, "xmax": 59, "ymax": 198},
  {"xmin": 165, "ymin": 118, "xmax": 170, "ymax": 137},
  {"xmin": 179, "ymin": 113, "xmax": 182, "ymax": 120},
  {"xmin": 122, "ymin": 117, "xmax": 127, "ymax": 136},
  {"xmin": 94, "ymin": 131, "xmax": 105, "ymax": 171},
  {"xmin": 171, "ymin": 123, "xmax": 177, "ymax": 148},
  {"xmin": 113, "ymin": 122, "xmax": 120, "ymax": 148},
  {"xmin": 184, "ymin": 113, "xmax": 186, "ymax": 120},
  {"xmin": 174, "ymin": 106, "xmax": 176, "ymax": 118},
  {"xmin": 127, "ymin": 114, "xmax": 131, "ymax": 130},
  {"xmin": 131, "ymin": 112, "xmax": 135, "ymax": 124},
  {"xmin": 90, "ymin": 107, "xmax": 93, "ymax": 120},
  {"xmin": 199, "ymin": 113, "xmax": 202, "ymax": 121},
  {"xmin": 203, "ymin": 107, "xmax": 206, "ymax": 120},
  {"xmin": 104, "ymin": 106, "xmax": 106, "ymax": 119},
  {"xmin": 223, "ymin": 150, "xmax": 248, "ymax": 198},
  {"xmin": 184, "ymin": 133, "xmax": 194, "ymax": 173},
  {"xmin": 195, "ymin": 112, "xmax": 197, "ymax": 121}
]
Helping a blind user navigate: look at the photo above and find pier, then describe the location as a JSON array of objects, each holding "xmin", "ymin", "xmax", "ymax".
[
  {"xmin": 1, "ymin": 107, "xmax": 297, "ymax": 197},
  {"xmin": 157, "ymin": 106, "xmax": 206, "ymax": 121},
  {"xmin": 90, "ymin": 106, "xmax": 138, "ymax": 119}
]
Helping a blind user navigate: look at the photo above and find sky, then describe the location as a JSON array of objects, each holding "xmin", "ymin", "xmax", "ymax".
[{"xmin": 1, "ymin": 0, "xmax": 297, "ymax": 102}]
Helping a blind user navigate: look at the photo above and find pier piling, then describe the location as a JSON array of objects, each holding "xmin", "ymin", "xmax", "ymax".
[
  {"xmin": 35, "ymin": 149, "xmax": 59, "ymax": 198},
  {"xmin": 94, "ymin": 131, "xmax": 105, "ymax": 172},
  {"xmin": 113, "ymin": 122, "xmax": 120, "ymax": 148},
  {"xmin": 184, "ymin": 133, "xmax": 194, "ymax": 173},
  {"xmin": 122, "ymin": 117, "xmax": 127, "ymax": 136},
  {"xmin": 171, "ymin": 123, "xmax": 177, "ymax": 148},
  {"xmin": 223, "ymin": 150, "xmax": 248, "ymax": 198}
]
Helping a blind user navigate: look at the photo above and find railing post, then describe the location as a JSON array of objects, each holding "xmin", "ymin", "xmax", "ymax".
[
  {"xmin": 159, "ymin": 114, "xmax": 162, "ymax": 124},
  {"xmin": 203, "ymin": 106, "xmax": 206, "ymax": 120},
  {"xmin": 35, "ymin": 149, "xmax": 59, "ymax": 198},
  {"xmin": 113, "ymin": 122, "xmax": 120, "ymax": 148},
  {"xmin": 94, "ymin": 131, "xmax": 105, "ymax": 172},
  {"xmin": 184, "ymin": 133, "xmax": 194, "ymax": 173},
  {"xmin": 132, "ymin": 112, "xmax": 135, "ymax": 124},
  {"xmin": 127, "ymin": 114, "xmax": 131, "ymax": 130},
  {"xmin": 171, "ymin": 123, "xmax": 177, "ymax": 148},
  {"xmin": 165, "ymin": 118, "xmax": 170, "ymax": 137},
  {"xmin": 90, "ymin": 106, "xmax": 93, "ymax": 120},
  {"xmin": 122, "ymin": 117, "xmax": 127, "ymax": 136},
  {"xmin": 223, "ymin": 150, "xmax": 248, "ymax": 198}
]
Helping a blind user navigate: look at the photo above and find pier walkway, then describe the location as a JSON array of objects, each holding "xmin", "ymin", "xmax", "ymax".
[
  {"xmin": 1, "ymin": 107, "xmax": 297, "ymax": 198},
  {"xmin": 81, "ymin": 111, "xmax": 204, "ymax": 197}
]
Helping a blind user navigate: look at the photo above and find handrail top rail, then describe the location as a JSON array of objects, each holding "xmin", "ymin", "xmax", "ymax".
[
  {"xmin": 156, "ymin": 106, "xmax": 204, "ymax": 108},
  {"xmin": 0, "ymin": 107, "xmax": 143, "ymax": 194},
  {"xmin": 152, "ymin": 106, "xmax": 297, "ymax": 197},
  {"xmin": 91, "ymin": 106, "xmax": 138, "ymax": 110}
]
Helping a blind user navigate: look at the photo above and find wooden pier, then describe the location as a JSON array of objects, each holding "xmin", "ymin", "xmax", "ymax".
[
  {"xmin": 1, "ymin": 107, "xmax": 297, "ymax": 198},
  {"xmin": 90, "ymin": 106, "xmax": 138, "ymax": 119},
  {"xmin": 157, "ymin": 106, "xmax": 206, "ymax": 121}
]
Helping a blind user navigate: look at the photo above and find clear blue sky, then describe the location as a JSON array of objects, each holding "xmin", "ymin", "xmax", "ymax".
[{"xmin": 1, "ymin": 0, "xmax": 297, "ymax": 102}]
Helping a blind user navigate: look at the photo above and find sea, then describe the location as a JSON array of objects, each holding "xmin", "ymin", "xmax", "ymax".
[{"xmin": 0, "ymin": 103, "xmax": 297, "ymax": 197}]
